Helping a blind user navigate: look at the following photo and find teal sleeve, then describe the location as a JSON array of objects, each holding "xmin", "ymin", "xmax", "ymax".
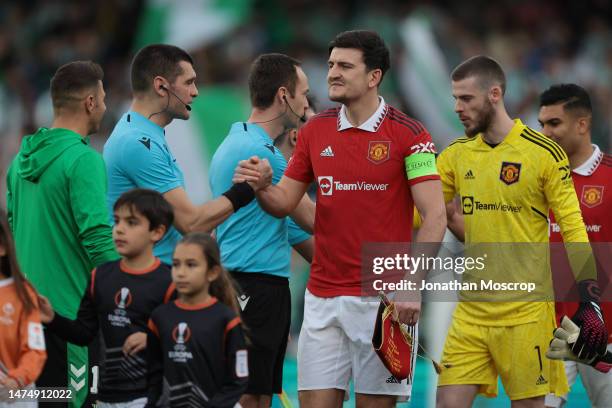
[
  {"xmin": 69, "ymin": 151, "xmax": 119, "ymax": 266},
  {"xmin": 288, "ymin": 217, "xmax": 310, "ymax": 245},
  {"xmin": 121, "ymin": 136, "xmax": 183, "ymax": 194}
]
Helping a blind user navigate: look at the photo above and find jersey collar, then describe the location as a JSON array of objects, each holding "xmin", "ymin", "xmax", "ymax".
[
  {"xmin": 475, "ymin": 118, "xmax": 525, "ymax": 148},
  {"xmin": 120, "ymin": 258, "xmax": 161, "ymax": 275},
  {"xmin": 242, "ymin": 122, "xmax": 274, "ymax": 145},
  {"xmin": 0, "ymin": 277, "xmax": 14, "ymax": 288},
  {"xmin": 504, "ymin": 118, "xmax": 527, "ymax": 145},
  {"xmin": 338, "ymin": 96, "xmax": 388, "ymax": 132},
  {"xmin": 175, "ymin": 297, "xmax": 218, "ymax": 310},
  {"xmin": 573, "ymin": 144, "xmax": 602, "ymax": 176}
]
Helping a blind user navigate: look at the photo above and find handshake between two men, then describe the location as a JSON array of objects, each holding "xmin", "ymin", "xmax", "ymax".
[{"xmin": 234, "ymin": 157, "xmax": 612, "ymax": 376}]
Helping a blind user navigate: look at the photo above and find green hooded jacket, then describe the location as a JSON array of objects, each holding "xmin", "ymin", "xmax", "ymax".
[{"xmin": 6, "ymin": 127, "xmax": 118, "ymax": 317}]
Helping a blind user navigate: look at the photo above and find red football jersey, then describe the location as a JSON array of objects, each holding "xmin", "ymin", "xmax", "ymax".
[
  {"xmin": 285, "ymin": 99, "xmax": 439, "ymax": 297},
  {"xmin": 549, "ymin": 146, "xmax": 612, "ymax": 341}
]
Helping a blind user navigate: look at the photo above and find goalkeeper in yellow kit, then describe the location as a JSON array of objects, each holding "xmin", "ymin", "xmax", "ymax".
[{"xmin": 434, "ymin": 56, "xmax": 607, "ymax": 408}]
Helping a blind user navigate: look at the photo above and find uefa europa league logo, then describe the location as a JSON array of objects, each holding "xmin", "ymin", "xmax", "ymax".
[
  {"xmin": 176, "ymin": 322, "xmax": 188, "ymax": 344},
  {"xmin": 117, "ymin": 287, "xmax": 130, "ymax": 309}
]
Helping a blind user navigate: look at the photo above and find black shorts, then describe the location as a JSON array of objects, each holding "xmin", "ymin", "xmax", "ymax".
[{"xmin": 231, "ymin": 272, "xmax": 291, "ymax": 396}]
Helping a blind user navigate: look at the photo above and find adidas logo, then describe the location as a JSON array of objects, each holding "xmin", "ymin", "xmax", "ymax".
[
  {"xmin": 386, "ymin": 375, "xmax": 401, "ymax": 384},
  {"xmin": 536, "ymin": 374, "xmax": 548, "ymax": 385},
  {"xmin": 320, "ymin": 146, "xmax": 334, "ymax": 157},
  {"xmin": 464, "ymin": 169, "xmax": 475, "ymax": 180}
]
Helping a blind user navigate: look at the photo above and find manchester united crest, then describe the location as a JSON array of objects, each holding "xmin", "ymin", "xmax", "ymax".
[
  {"xmin": 581, "ymin": 185, "xmax": 604, "ymax": 208},
  {"xmin": 499, "ymin": 162, "xmax": 521, "ymax": 185},
  {"xmin": 368, "ymin": 141, "xmax": 391, "ymax": 164}
]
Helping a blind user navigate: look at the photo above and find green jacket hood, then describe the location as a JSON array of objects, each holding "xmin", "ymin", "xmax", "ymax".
[{"xmin": 16, "ymin": 128, "xmax": 88, "ymax": 182}]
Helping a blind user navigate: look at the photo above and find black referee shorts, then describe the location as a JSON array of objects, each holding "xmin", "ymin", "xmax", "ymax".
[{"xmin": 231, "ymin": 271, "xmax": 291, "ymax": 396}]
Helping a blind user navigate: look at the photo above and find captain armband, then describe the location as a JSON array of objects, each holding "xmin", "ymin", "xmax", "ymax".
[{"xmin": 404, "ymin": 153, "xmax": 438, "ymax": 181}]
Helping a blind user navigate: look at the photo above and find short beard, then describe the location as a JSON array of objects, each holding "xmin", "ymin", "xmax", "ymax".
[
  {"xmin": 172, "ymin": 106, "xmax": 189, "ymax": 120},
  {"xmin": 466, "ymin": 100, "xmax": 494, "ymax": 137}
]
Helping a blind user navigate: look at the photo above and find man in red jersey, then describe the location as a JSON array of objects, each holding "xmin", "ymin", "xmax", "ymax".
[
  {"xmin": 235, "ymin": 30, "xmax": 446, "ymax": 407},
  {"xmin": 538, "ymin": 84, "xmax": 612, "ymax": 408}
]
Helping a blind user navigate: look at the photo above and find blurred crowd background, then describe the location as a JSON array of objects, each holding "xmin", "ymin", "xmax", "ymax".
[
  {"xmin": 1, "ymin": 1, "xmax": 610, "ymax": 406},
  {"xmin": 1, "ymin": 0, "xmax": 611, "ymax": 198}
]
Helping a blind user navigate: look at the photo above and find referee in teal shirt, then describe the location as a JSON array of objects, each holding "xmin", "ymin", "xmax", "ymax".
[
  {"xmin": 104, "ymin": 44, "xmax": 255, "ymax": 264},
  {"xmin": 209, "ymin": 53, "xmax": 314, "ymax": 407}
]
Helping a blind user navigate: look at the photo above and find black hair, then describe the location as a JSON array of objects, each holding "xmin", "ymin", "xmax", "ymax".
[
  {"xmin": 328, "ymin": 30, "xmax": 390, "ymax": 84},
  {"xmin": 131, "ymin": 44, "xmax": 194, "ymax": 93},
  {"xmin": 539, "ymin": 83, "xmax": 592, "ymax": 114},
  {"xmin": 113, "ymin": 188, "xmax": 174, "ymax": 233},
  {"xmin": 248, "ymin": 53, "xmax": 301, "ymax": 109}
]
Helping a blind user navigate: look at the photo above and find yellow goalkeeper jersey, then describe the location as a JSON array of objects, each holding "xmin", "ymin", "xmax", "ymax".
[{"xmin": 437, "ymin": 119, "xmax": 590, "ymax": 325}]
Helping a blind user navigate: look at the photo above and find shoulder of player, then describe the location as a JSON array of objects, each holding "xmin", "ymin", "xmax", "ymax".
[
  {"xmin": 212, "ymin": 300, "xmax": 240, "ymax": 322},
  {"xmin": 517, "ymin": 126, "xmax": 567, "ymax": 164},
  {"xmin": 152, "ymin": 262, "xmax": 174, "ymax": 284},
  {"xmin": 150, "ymin": 300, "xmax": 175, "ymax": 320},
  {"xmin": 600, "ymin": 153, "xmax": 612, "ymax": 169},
  {"xmin": 23, "ymin": 281, "xmax": 40, "ymax": 305},
  {"xmin": 385, "ymin": 106, "xmax": 427, "ymax": 136},
  {"xmin": 445, "ymin": 135, "xmax": 477, "ymax": 150},
  {"xmin": 311, "ymin": 107, "xmax": 340, "ymax": 121},
  {"xmin": 439, "ymin": 135, "xmax": 478, "ymax": 160},
  {"xmin": 156, "ymin": 261, "xmax": 172, "ymax": 273},
  {"xmin": 91, "ymin": 261, "xmax": 123, "ymax": 285},
  {"xmin": 301, "ymin": 107, "xmax": 341, "ymax": 129},
  {"xmin": 107, "ymin": 126, "xmax": 163, "ymax": 149},
  {"xmin": 228, "ymin": 124, "xmax": 284, "ymax": 162},
  {"xmin": 95, "ymin": 259, "xmax": 122, "ymax": 274},
  {"xmin": 111, "ymin": 133, "xmax": 171, "ymax": 167},
  {"xmin": 245, "ymin": 140, "xmax": 285, "ymax": 169},
  {"xmin": 65, "ymin": 146, "xmax": 105, "ymax": 174}
]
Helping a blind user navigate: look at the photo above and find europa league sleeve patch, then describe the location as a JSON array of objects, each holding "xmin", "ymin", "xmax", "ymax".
[
  {"xmin": 28, "ymin": 322, "xmax": 46, "ymax": 351},
  {"xmin": 235, "ymin": 349, "xmax": 248, "ymax": 378},
  {"xmin": 372, "ymin": 293, "xmax": 413, "ymax": 380},
  {"xmin": 404, "ymin": 152, "xmax": 438, "ymax": 181}
]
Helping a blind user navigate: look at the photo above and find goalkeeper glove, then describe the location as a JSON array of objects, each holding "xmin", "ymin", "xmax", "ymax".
[
  {"xmin": 570, "ymin": 279, "xmax": 608, "ymax": 362},
  {"xmin": 546, "ymin": 316, "xmax": 612, "ymax": 373}
]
